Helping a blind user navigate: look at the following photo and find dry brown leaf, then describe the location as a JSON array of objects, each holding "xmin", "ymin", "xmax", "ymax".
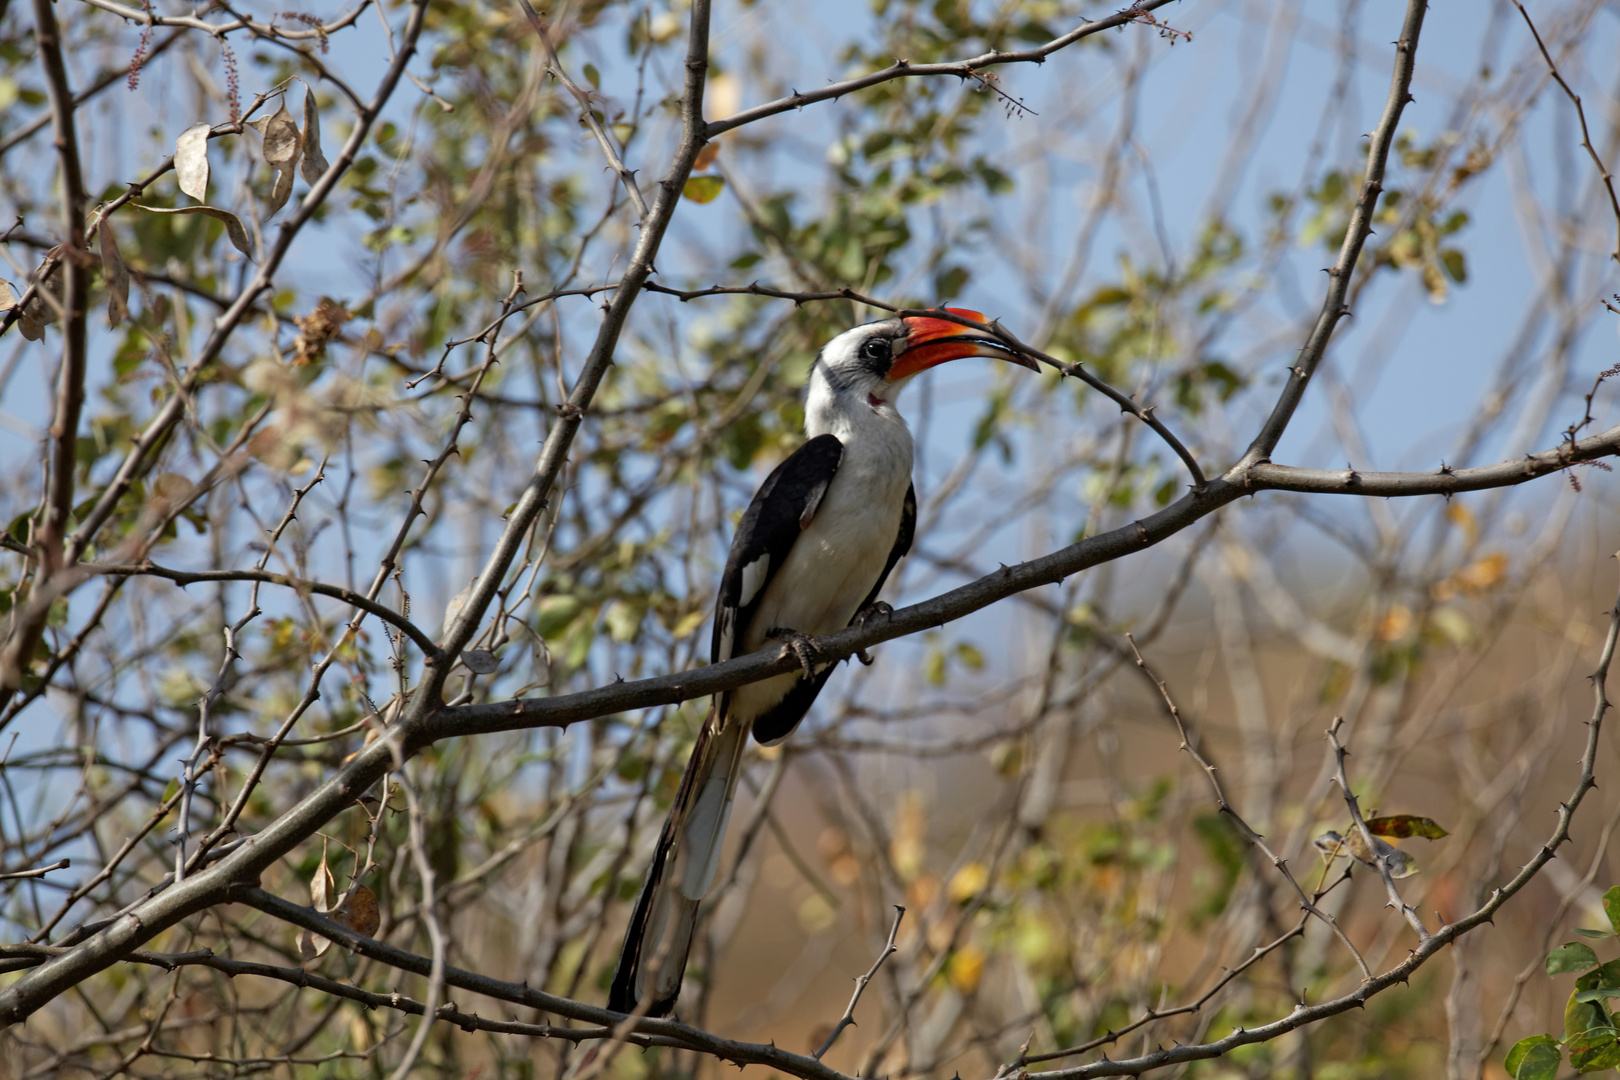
[
  {"xmin": 693, "ymin": 141, "xmax": 720, "ymax": 171},
  {"xmin": 304, "ymin": 840, "xmax": 337, "ymax": 960},
  {"xmin": 17, "ymin": 292, "xmax": 52, "ymax": 341},
  {"xmin": 1367, "ymin": 814, "xmax": 1449, "ymax": 839},
  {"xmin": 299, "ymin": 88, "xmax": 329, "ymax": 186},
  {"xmin": 337, "ymin": 885, "xmax": 380, "ymax": 938},
  {"xmin": 174, "ymin": 122, "xmax": 211, "ymax": 201},
  {"xmin": 269, "ymin": 165, "xmax": 295, "ymax": 216},
  {"xmin": 256, "ymin": 101, "xmax": 300, "ymax": 169},
  {"xmin": 99, "ymin": 219, "xmax": 130, "ymax": 328},
  {"xmin": 462, "ymin": 649, "xmax": 498, "ymax": 674},
  {"xmin": 292, "ymin": 296, "xmax": 351, "ymax": 365},
  {"xmin": 255, "ymin": 101, "xmax": 301, "ymax": 215},
  {"xmin": 133, "ymin": 203, "xmax": 254, "ymax": 260},
  {"xmin": 0, "ymin": 282, "xmax": 16, "ymax": 311},
  {"xmin": 1454, "ymin": 551, "xmax": 1508, "ymax": 592}
]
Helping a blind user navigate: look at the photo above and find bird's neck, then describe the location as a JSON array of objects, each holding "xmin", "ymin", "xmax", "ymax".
[{"xmin": 805, "ymin": 376, "xmax": 915, "ymax": 471}]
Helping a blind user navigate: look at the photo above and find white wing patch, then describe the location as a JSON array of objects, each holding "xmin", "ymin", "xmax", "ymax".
[
  {"xmin": 738, "ymin": 555, "xmax": 770, "ymax": 607},
  {"xmin": 716, "ymin": 607, "xmax": 735, "ymax": 661},
  {"xmin": 798, "ymin": 479, "xmax": 830, "ymax": 530}
]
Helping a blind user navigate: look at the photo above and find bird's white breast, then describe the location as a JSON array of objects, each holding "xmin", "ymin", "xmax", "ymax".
[{"xmin": 728, "ymin": 410, "xmax": 913, "ymax": 724}]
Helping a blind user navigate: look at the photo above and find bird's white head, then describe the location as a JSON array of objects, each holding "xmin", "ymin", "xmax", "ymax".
[{"xmin": 805, "ymin": 308, "xmax": 1038, "ymax": 438}]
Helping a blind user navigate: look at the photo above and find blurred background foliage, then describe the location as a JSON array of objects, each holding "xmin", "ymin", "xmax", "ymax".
[{"xmin": 1, "ymin": 0, "xmax": 1619, "ymax": 1077}]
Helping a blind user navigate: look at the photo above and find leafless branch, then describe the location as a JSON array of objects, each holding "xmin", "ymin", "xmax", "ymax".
[
  {"xmin": 814, "ymin": 905, "xmax": 905, "ymax": 1061},
  {"xmin": 1513, "ymin": 1, "xmax": 1620, "ymax": 265}
]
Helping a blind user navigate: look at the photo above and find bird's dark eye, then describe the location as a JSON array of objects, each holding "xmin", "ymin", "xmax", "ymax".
[{"xmin": 859, "ymin": 338, "xmax": 890, "ymax": 362}]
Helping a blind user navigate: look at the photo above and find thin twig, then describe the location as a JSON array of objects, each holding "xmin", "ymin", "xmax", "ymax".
[
  {"xmin": 1512, "ymin": 1, "xmax": 1620, "ymax": 265},
  {"xmin": 89, "ymin": 555, "xmax": 440, "ymax": 660},
  {"xmin": 814, "ymin": 905, "xmax": 905, "ymax": 1060},
  {"xmin": 1326, "ymin": 716, "xmax": 1431, "ymax": 942},
  {"xmin": 1125, "ymin": 635, "xmax": 1372, "ymax": 978},
  {"xmin": 513, "ymin": 0, "xmax": 649, "ymax": 219},
  {"xmin": 643, "ymin": 281, "xmax": 1207, "ymax": 489},
  {"xmin": 704, "ymin": 0, "xmax": 1182, "ymax": 137},
  {"xmin": 0, "ymin": 859, "xmax": 70, "ymax": 882}
]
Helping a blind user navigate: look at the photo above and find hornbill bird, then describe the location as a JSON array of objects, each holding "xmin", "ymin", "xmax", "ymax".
[{"xmin": 609, "ymin": 308, "xmax": 1038, "ymax": 1017}]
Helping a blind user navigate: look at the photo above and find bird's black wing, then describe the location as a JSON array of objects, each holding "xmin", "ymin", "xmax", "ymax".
[
  {"xmin": 711, "ymin": 433, "xmax": 844, "ymax": 664},
  {"xmin": 748, "ymin": 481, "xmax": 914, "ymax": 747}
]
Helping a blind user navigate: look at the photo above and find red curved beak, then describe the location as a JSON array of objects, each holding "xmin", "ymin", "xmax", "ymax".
[{"xmin": 887, "ymin": 307, "xmax": 1039, "ymax": 382}]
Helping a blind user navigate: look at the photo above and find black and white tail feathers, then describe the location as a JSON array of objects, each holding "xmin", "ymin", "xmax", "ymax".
[{"xmin": 607, "ymin": 701, "xmax": 749, "ymax": 1015}]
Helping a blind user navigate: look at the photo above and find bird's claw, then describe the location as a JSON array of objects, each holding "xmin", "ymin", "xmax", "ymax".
[
  {"xmin": 853, "ymin": 602, "xmax": 892, "ymax": 665},
  {"xmin": 857, "ymin": 600, "xmax": 895, "ymax": 627},
  {"xmin": 767, "ymin": 627, "xmax": 820, "ymax": 679}
]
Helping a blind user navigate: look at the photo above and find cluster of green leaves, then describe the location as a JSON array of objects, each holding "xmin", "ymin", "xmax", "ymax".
[
  {"xmin": 1288, "ymin": 131, "xmax": 1475, "ymax": 304},
  {"xmin": 1507, "ymin": 887, "xmax": 1620, "ymax": 1078}
]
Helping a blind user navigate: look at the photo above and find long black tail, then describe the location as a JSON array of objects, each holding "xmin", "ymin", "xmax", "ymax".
[{"xmin": 608, "ymin": 702, "xmax": 749, "ymax": 1016}]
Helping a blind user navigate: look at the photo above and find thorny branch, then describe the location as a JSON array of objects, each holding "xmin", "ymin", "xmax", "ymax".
[
  {"xmin": 814, "ymin": 905, "xmax": 905, "ymax": 1061},
  {"xmin": 1237, "ymin": 0, "xmax": 1426, "ymax": 467},
  {"xmin": 703, "ymin": 0, "xmax": 1183, "ymax": 137},
  {"xmin": 1512, "ymin": 1, "xmax": 1620, "ymax": 265},
  {"xmin": 89, "ymin": 560, "xmax": 442, "ymax": 661},
  {"xmin": 1326, "ymin": 716, "xmax": 1431, "ymax": 942},
  {"xmin": 514, "ymin": 0, "xmax": 649, "ymax": 220},
  {"xmin": 1125, "ymin": 635, "xmax": 1371, "ymax": 978}
]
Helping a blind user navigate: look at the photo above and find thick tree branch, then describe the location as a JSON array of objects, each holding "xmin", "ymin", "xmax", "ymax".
[{"xmin": 3, "ymin": 0, "xmax": 93, "ymax": 698}]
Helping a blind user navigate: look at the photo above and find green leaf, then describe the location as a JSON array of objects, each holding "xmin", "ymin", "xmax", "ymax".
[
  {"xmin": 1549, "ymin": 942, "xmax": 1601, "ymax": 974},
  {"xmin": 1603, "ymin": 885, "xmax": 1620, "ymax": 935},
  {"xmin": 1571, "ymin": 927, "xmax": 1613, "ymax": 939},
  {"xmin": 953, "ymin": 642, "xmax": 983, "ymax": 671},
  {"xmin": 1575, "ymin": 988, "xmax": 1620, "ymax": 1003},
  {"xmin": 1576, "ymin": 958, "xmax": 1620, "ymax": 992},
  {"xmin": 1516, "ymin": 1039, "xmax": 1562, "ymax": 1079},
  {"xmin": 582, "ymin": 63, "xmax": 599, "ymax": 88},
  {"xmin": 604, "ymin": 598, "xmax": 644, "ymax": 643},
  {"xmin": 1440, "ymin": 248, "xmax": 1467, "ymax": 283},
  {"xmin": 1503, "ymin": 1036, "xmax": 1555, "ymax": 1075},
  {"xmin": 1569, "ymin": 1026, "xmax": 1620, "ymax": 1072},
  {"xmin": 682, "ymin": 175, "xmax": 724, "ymax": 204},
  {"xmin": 534, "ymin": 595, "xmax": 581, "ymax": 639},
  {"xmin": 1367, "ymin": 814, "xmax": 1449, "ymax": 839}
]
